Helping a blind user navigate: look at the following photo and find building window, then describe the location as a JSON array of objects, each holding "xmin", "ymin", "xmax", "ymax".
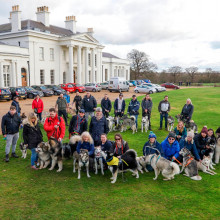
[
  {"xmin": 40, "ymin": 70, "xmax": 45, "ymax": 84},
  {"xmin": 50, "ymin": 70, "xmax": 55, "ymax": 84},
  {"xmin": 95, "ymin": 54, "xmax": 97, "ymax": 67},
  {"xmin": 63, "ymin": 72, "xmax": 66, "ymax": 84},
  {"xmin": 39, "ymin": 47, "xmax": 44, "ymax": 61},
  {"xmin": 88, "ymin": 71, "xmax": 91, "ymax": 82},
  {"xmin": 50, "ymin": 48, "xmax": 54, "ymax": 61},
  {"xmin": 3, "ymin": 65, "xmax": 10, "ymax": 87},
  {"xmin": 95, "ymin": 71, "xmax": 97, "ymax": 81},
  {"xmin": 88, "ymin": 54, "xmax": 91, "ymax": 66},
  {"xmin": 63, "ymin": 50, "xmax": 66, "ymax": 61},
  {"xmin": 114, "ymin": 69, "xmax": 117, "ymax": 77}
]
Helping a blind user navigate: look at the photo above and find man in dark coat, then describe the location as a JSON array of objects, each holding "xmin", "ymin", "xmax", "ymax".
[
  {"xmin": 181, "ymin": 98, "xmax": 194, "ymax": 122},
  {"xmin": 69, "ymin": 109, "xmax": 88, "ymax": 137},
  {"xmin": 101, "ymin": 94, "xmax": 112, "ymax": 118},
  {"xmin": 1, "ymin": 106, "xmax": 21, "ymax": 162},
  {"xmin": 73, "ymin": 92, "xmax": 82, "ymax": 115},
  {"xmin": 141, "ymin": 94, "xmax": 153, "ymax": 130},
  {"xmin": 127, "ymin": 95, "xmax": 140, "ymax": 128},
  {"xmin": 81, "ymin": 92, "xmax": 97, "ymax": 121},
  {"xmin": 89, "ymin": 107, "xmax": 109, "ymax": 146},
  {"xmin": 11, "ymin": 96, "xmax": 21, "ymax": 117},
  {"xmin": 114, "ymin": 93, "xmax": 125, "ymax": 117}
]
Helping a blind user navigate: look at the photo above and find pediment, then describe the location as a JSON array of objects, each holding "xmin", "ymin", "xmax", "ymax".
[{"xmin": 74, "ymin": 33, "xmax": 99, "ymax": 43}]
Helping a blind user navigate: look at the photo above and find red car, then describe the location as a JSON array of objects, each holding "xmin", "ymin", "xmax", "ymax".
[
  {"xmin": 67, "ymin": 83, "xmax": 85, "ymax": 93},
  {"xmin": 161, "ymin": 83, "xmax": 180, "ymax": 89},
  {"xmin": 60, "ymin": 84, "xmax": 75, "ymax": 93}
]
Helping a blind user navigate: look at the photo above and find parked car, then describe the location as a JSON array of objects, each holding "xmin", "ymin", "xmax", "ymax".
[
  {"xmin": 24, "ymin": 86, "xmax": 43, "ymax": 99},
  {"xmin": 129, "ymin": 80, "xmax": 137, "ymax": 86},
  {"xmin": 108, "ymin": 77, "xmax": 129, "ymax": 92},
  {"xmin": 0, "ymin": 88, "xmax": 12, "ymax": 101},
  {"xmin": 100, "ymin": 82, "xmax": 109, "ymax": 90},
  {"xmin": 67, "ymin": 83, "xmax": 86, "ymax": 93},
  {"xmin": 161, "ymin": 83, "xmax": 180, "ymax": 89},
  {"xmin": 136, "ymin": 80, "xmax": 144, "ymax": 85},
  {"xmin": 9, "ymin": 87, "xmax": 27, "ymax": 100},
  {"xmin": 154, "ymin": 84, "xmax": 166, "ymax": 92},
  {"xmin": 31, "ymin": 85, "xmax": 54, "ymax": 97},
  {"xmin": 142, "ymin": 83, "xmax": 160, "ymax": 92},
  {"xmin": 143, "ymin": 79, "xmax": 151, "ymax": 83},
  {"xmin": 134, "ymin": 85, "xmax": 156, "ymax": 94},
  {"xmin": 84, "ymin": 83, "xmax": 101, "ymax": 92},
  {"xmin": 44, "ymin": 85, "xmax": 66, "ymax": 95},
  {"xmin": 127, "ymin": 81, "xmax": 134, "ymax": 87},
  {"xmin": 60, "ymin": 84, "xmax": 75, "ymax": 93}
]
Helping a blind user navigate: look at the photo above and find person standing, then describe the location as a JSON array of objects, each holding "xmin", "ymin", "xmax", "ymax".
[
  {"xmin": 158, "ymin": 95, "xmax": 170, "ymax": 130},
  {"xmin": 32, "ymin": 94, "xmax": 44, "ymax": 121},
  {"xmin": 101, "ymin": 94, "xmax": 112, "ymax": 118},
  {"xmin": 73, "ymin": 92, "xmax": 82, "ymax": 115},
  {"xmin": 127, "ymin": 94, "xmax": 140, "ymax": 128},
  {"xmin": 181, "ymin": 98, "xmax": 194, "ymax": 122},
  {"xmin": 23, "ymin": 113, "xmax": 43, "ymax": 170},
  {"xmin": 44, "ymin": 108, "xmax": 65, "ymax": 142},
  {"xmin": 141, "ymin": 94, "xmax": 153, "ymax": 130},
  {"xmin": 64, "ymin": 91, "xmax": 71, "ymax": 116},
  {"xmin": 55, "ymin": 93, "xmax": 68, "ymax": 126},
  {"xmin": 11, "ymin": 96, "xmax": 21, "ymax": 117},
  {"xmin": 69, "ymin": 109, "xmax": 88, "ymax": 137},
  {"xmin": 89, "ymin": 107, "xmax": 109, "ymax": 146},
  {"xmin": 114, "ymin": 93, "xmax": 125, "ymax": 117},
  {"xmin": 81, "ymin": 92, "xmax": 97, "ymax": 121},
  {"xmin": 1, "ymin": 106, "xmax": 21, "ymax": 162}
]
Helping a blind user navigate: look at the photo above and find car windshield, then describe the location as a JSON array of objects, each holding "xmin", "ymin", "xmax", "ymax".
[
  {"xmin": 40, "ymin": 86, "xmax": 47, "ymax": 90},
  {"xmin": 1, "ymin": 89, "xmax": 10, "ymax": 94},
  {"xmin": 75, "ymin": 84, "xmax": 82, "ymax": 87},
  {"xmin": 17, "ymin": 88, "xmax": 26, "ymax": 92},
  {"xmin": 25, "ymin": 87, "xmax": 34, "ymax": 91}
]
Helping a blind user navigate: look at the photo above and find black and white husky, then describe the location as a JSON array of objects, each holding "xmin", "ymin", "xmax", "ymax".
[
  {"xmin": 167, "ymin": 115, "xmax": 175, "ymax": 132},
  {"xmin": 106, "ymin": 116, "xmax": 115, "ymax": 132},
  {"xmin": 141, "ymin": 116, "xmax": 149, "ymax": 133},
  {"xmin": 94, "ymin": 146, "xmax": 105, "ymax": 175},
  {"xmin": 20, "ymin": 142, "xmax": 28, "ymax": 159}
]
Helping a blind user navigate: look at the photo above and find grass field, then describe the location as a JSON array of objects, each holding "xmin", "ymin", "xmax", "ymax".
[{"xmin": 0, "ymin": 88, "xmax": 220, "ymax": 219}]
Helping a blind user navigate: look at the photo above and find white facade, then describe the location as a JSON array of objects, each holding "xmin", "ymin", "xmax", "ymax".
[{"xmin": 0, "ymin": 5, "xmax": 130, "ymax": 87}]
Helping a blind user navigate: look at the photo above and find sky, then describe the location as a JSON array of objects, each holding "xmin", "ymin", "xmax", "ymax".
[{"xmin": 0, "ymin": 0, "xmax": 220, "ymax": 71}]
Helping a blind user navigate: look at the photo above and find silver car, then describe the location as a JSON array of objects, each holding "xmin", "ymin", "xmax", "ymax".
[
  {"xmin": 100, "ymin": 82, "xmax": 108, "ymax": 90},
  {"xmin": 134, "ymin": 85, "xmax": 156, "ymax": 94},
  {"xmin": 84, "ymin": 83, "xmax": 102, "ymax": 92}
]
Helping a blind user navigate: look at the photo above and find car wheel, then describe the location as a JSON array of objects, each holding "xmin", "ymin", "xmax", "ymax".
[
  {"xmin": 29, "ymin": 94, "xmax": 34, "ymax": 99},
  {"xmin": 119, "ymin": 89, "xmax": 122, "ymax": 93},
  {"xmin": 149, "ymin": 90, "xmax": 153, "ymax": 94},
  {"xmin": 109, "ymin": 90, "xmax": 112, "ymax": 92},
  {"xmin": 135, "ymin": 90, "xmax": 139, "ymax": 93},
  {"xmin": 92, "ymin": 89, "xmax": 96, "ymax": 92},
  {"xmin": 6, "ymin": 99, "xmax": 10, "ymax": 102},
  {"xmin": 127, "ymin": 88, "xmax": 129, "ymax": 92}
]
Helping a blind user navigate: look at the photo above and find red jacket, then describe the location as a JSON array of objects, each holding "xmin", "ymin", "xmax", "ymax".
[
  {"xmin": 32, "ymin": 98, "xmax": 44, "ymax": 113},
  {"xmin": 43, "ymin": 114, "xmax": 66, "ymax": 140}
]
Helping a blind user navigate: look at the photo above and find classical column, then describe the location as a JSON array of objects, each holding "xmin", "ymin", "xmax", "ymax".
[
  {"xmin": 11, "ymin": 60, "xmax": 16, "ymax": 86},
  {"xmin": 91, "ymin": 48, "xmax": 95, "ymax": 83},
  {"xmin": 0, "ymin": 61, "xmax": 3, "ymax": 87},
  {"xmin": 97, "ymin": 49, "xmax": 102, "ymax": 82},
  {"xmin": 84, "ymin": 47, "xmax": 89, "ymax": 83},
  {"xmin": 68, "ymin": 45, "xmax": 74, "ymax": 83},
  {"xmin": 77, "ymin": 45, "xmax": 82, "ymax": 84}
]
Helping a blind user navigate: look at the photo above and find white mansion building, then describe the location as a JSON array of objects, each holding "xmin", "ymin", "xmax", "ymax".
[{"xmin": 0, "ymin": 5, "xmax": 130, "ymax": 88}]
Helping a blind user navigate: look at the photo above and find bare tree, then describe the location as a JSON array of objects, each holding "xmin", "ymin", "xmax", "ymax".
[
  {"xmin": 185, "ymin": 66, "xmax": 198, "ymax": 83},
  {"xmin": 127, "ymin": 49, "xmax": 157, "ymax": 79},
  {"xmin": 168, "ymin": 66, "xmax": 182, "ymax": 83}
]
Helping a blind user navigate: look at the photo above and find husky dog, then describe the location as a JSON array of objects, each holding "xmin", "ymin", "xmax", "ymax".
[
  {"xmin": 215, "ymin": 136, "xmax": 220, "ymax": 164},
  {"xmin": 104, "ymin": 149, "xmax": 139, "ymax": 184},
  {"xmin": 118, "ymin": 115, "xmax": 131, "ymax": 132},
  {"xmin": 94, "ymin": 146, "xmax": 105, "ymax": 175},
  {"xmin": 179, "ymin": 148, "xmax": 202, "ymax": 180},
  {"xmin": 107, "ymin": 116, "xmax": 115, "ymax": 132},
  {"xmin": 20, "ymin": 142, "xmax": 28, "ymax": 159},
  {"xmin": 197, "ymin": 156, "xmax": 217, "ymax": 175},
  {"xmin": 36, "ymin": 142, "xmax": 51, "ymax": 169},
  {"xmin": 136, "ymin": 156, "xmax": 148, "ymax": 173},
  {"xmin": 73, "ymin": 149, "xmax": 90, "ymax": 179},
  {"xmin": 167, "ymin": 115, "xmax": 175, "ymax": 132},
  {"xmin": 69, "ymin": 135, "xmax": 81, "ymax": 153},
  {"xmin": 130, "ymin": 116, "xmax": 137, "ymax": 134},
  {"xmin": 141, "ymin": 116, "xmax": 149, "ymax": 133},
  {"xmin": 145, "ymin": 154, "xmax": 179, "ymax": 180}
]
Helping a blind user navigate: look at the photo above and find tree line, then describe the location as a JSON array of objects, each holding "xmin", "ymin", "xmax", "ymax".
[{"xmin": 127, "ymin": 49, "xmax": 220, "ymax": 84}]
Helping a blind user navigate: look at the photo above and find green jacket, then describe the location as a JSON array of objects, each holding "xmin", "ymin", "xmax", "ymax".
[{"xmin": 56, "ymin": 98, "xmax": 67, "ymax": 110}]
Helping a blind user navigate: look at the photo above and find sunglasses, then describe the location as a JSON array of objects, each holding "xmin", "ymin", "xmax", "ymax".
[
  {"xmin": 115, "ymin": 138, "xmax": 121, "ymax": 141},
  {"xmin": 168, "ymin": 138, "xmax": 175, "ymax": 141}
]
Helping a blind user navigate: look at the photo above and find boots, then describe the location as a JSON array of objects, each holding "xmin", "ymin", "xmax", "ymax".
[
  {"xmin": 5, "ymin": 154, "xmax": 9, "ymax": 162},
  {"xmin": 11, "ymin": 152, "xmax": 19, "ymax": 158}
]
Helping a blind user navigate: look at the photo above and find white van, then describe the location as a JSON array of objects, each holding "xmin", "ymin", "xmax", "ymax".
[{"xmin": 108, "ymin": 77, "xmax": 129, "ymax": 92}]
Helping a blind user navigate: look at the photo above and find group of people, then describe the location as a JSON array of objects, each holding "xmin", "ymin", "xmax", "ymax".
[{"xmin": 1, "ymin": 91, "xmax": 219, "ymax": 173}]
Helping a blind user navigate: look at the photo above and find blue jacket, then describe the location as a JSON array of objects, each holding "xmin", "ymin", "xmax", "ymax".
[
  {"xmin": 179, "ymin": 138, "xmax": 200, "ymax": 160},
  {"xmin": 114, "ymin": 98, "xmax": 125, "ymax": 112},
  {"xmin": 77, "ymin": 141, "xmax": 94, "ymax": 156},
  {"xmin": 143, "ymin": 140, "xmax": 164, "ymax": 156},
  {"xmin": 101, "ymin": 140, "xmax": 112, "ymax": 152},
  {"xmin": 161, "ymin": 137, "xmax": 180, "ymax": 160},
  {"xmin": 127, "ymin": 99, "xmax": 140, "ymax": 115},
  {"xmin": 64, "ymin": 94, "xmax": 70, "ymax": 104},
  {"xmin": 11, "ymin": 100, "xmax": 21, "ymax": 113}
]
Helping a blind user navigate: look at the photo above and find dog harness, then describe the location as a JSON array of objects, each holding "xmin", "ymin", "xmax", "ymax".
[
  {"xmin": 150, "ymin": 154, "xmax": 161, "ymax": 165},
  {"xmin": 107, "ymin": 156, "xmax": 119, "ymax": 166},
  {"xmin": 185, "ymin": 156, "xmax": 194, "ymax": 167},
  {"xmin": 173, "ymin": 156, "xmax": 182, "ymax": 166}
]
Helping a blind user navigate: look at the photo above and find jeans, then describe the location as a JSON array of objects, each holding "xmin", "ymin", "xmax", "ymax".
[
  {"xmin": 5, "ymin": 132, "xmax": 19, "ymax": 155},
  {"xmin": 31, "ymin": 148, "xmax": 38, "ymax": 166},
  {"xmin": 160, "ymin": 112, "xmax": 168, "ymax": 128},
  {"xmin": 37, "ymin": 112, "xmax": 42, "ymax": 121},
  {"xmin": 85, "ymin": 112, "xmax": 94, "ymax": 122},
  {"xmin": 58, "ymin": 110, "xmax": 68, "ymax": 124}
]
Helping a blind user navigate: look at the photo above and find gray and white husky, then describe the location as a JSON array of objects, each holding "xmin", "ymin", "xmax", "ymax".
[
  {"xmin": 136, "ymin": 156, "xmax": 148, "ymax": 173},
  {"xmin": 145, "ymin": 154, "xmax": 180, "ymax": 180},
  {"xmin": 106, "ymin": 116, "xmax": 115, "ymax": 132},
  {"xmin": 36, "ymin": 142, "xmax": 51, "ymax": 169},
  {"xmin": 141, "ymin": 116, "xmax": 149, "ymax": 133},
  {"xmin": 215, "ymin": 137, "xmax": 220, "ymax": 164},
  {"xmin": 179, "ymin": 148, "xmax": 202, "ymax": 181},
  {"xmin": 167, "ymin": 115, "xmax": 175, "ymax": 132},
  {"xmin": 94, "ymin": 146, "xmax": 105, "ymax": 175},
  {"xmin": 20, "ymin": 142, "xmax": 28, "ymax": 159}
]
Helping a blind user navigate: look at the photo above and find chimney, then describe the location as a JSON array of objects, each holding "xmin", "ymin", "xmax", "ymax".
[
  {"xmin": 65, "ymin": 16, "xmax": 77, "ymax": 34},
  {"xmin": 87, "ymin": 28, "xmax": 94, "ymax": 37},
  {"xmin": 10, "ymin": 5, "xmax": 21, "ymax": 32},
  {"xmin": 36, "ymin": 6, "xmax": 50, "ymax": 26}
]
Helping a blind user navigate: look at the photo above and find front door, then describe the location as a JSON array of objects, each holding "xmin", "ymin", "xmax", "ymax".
[
  {"xmin": 21, "ymin": 68, "xmax": 27, "ymax": 86},
  {"xmin": 73, "ymin": 70, "xmax": 76, "ymax": 83}
]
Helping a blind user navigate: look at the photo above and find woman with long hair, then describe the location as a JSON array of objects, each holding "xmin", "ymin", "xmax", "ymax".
[{"xmin": 174, "ymin": 120, "xmax": 187, "ymax": 142}]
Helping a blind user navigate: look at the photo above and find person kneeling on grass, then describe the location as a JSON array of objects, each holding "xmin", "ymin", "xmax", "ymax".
[
  {"xmin": 23, "ymin": 113, "xmax": 43, "ymax": 170},
  {"xmin": 143, "ymin": 131, "xmax": 163, "ymax": 171},
  {"xmin": 174, "ymin": 120, "xmax": 187, "ymax": 142},
  {"xmin": 161, "ymin": 132, "xmax": 180, "ymax": 161}
]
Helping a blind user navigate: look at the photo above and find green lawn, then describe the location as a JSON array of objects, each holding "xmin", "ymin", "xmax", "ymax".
[{"xmin": 0, "ymin": 88, "xmax": 220, "ymax": 219}]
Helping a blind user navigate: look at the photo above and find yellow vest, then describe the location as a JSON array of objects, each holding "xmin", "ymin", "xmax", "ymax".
[{"xmin": 107, "ymin": 156, "xmax": 119, "ymax": 166}]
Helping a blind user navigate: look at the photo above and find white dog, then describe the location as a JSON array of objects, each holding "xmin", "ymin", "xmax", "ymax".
[
  {"xmin": 197, "ymin": 156, "xmax": 217, "ymax": 175},
  {"xmin": 136, "ymin": 156, "xmax": 148, "ymax": 173},
  {"xmin": 141, "ymin": 116, "xmax": 149, "ymax": 133},
  {"xmin": 215, "ymin": 137, "xmax": 220, "ymax": 164},
  {"xmin": 94, "ymin": 146, "xmax": 105, "ymax": 175},
  {"xmin": 106, "ymin": 116, "xmax": 115, "ymax": 132}
]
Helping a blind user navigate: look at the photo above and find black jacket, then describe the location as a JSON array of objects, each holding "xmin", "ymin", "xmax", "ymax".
[
  {"xmin": 114, "ymin": 98, "xmax": 125, "ymax": 112},
  {"xmin": 73, "ymin": 95, "xmax": 82, "ymax": 107},
  {"xmin": 141, "ymin": 98, "xmax": 153, "ymax": 112},
  {"xmin": 181, "ymin": 104, "xmax": 194, "ymax": 119},
  {"xmin": 89, "ymin": 116, "xmax": 109, "ymax": 142},
  {"xmin": 1, "ymin": 112, "xmax": 21, "ymax": 135},
  {"xmin": 81, "ymin": 95, "xmax": 97, "ymax": 112},
  {"xmin": 69, "ymin": 115, "xmax": 87, "ymax": 135},
  {"xmin": 101, "ymin": 140, "xmax": 112, "ymax": 152},
  {"xmin": 101, "ymin": 98, "xmax": 112, "ymax": 113},
  {"xmin": 109, "ymin": 140, "xmax": 129, "ymax": 157},
  {"xmin": 11, "ymin": 100, "xmax": 21, "ymax": 113},
  {"xmin": 194, "ymin": 133, "xmax": 207, "ymax": 152},
  {"xmin": 23, "ymin": 121, "xmax": 43, "ymax": 149}
]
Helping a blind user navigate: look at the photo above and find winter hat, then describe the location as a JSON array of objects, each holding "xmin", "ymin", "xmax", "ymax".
[
  {"xmin": 148, "ymin": 131, "xmax": 156, "ymax": 139},
  {"xmin": 168, "ymin": 132, "xmax": 176, "ymax": 139},
  {"xmin": 79, "ymin": 109, "xmax": 85, "ymax": 113},
  {"xmin": 201, "ymin": 126, "xmax": 208, "ymax": 135},
  {"xmin": 187, "ymin": 131, "xmax": 194, "ymax": 138}
]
